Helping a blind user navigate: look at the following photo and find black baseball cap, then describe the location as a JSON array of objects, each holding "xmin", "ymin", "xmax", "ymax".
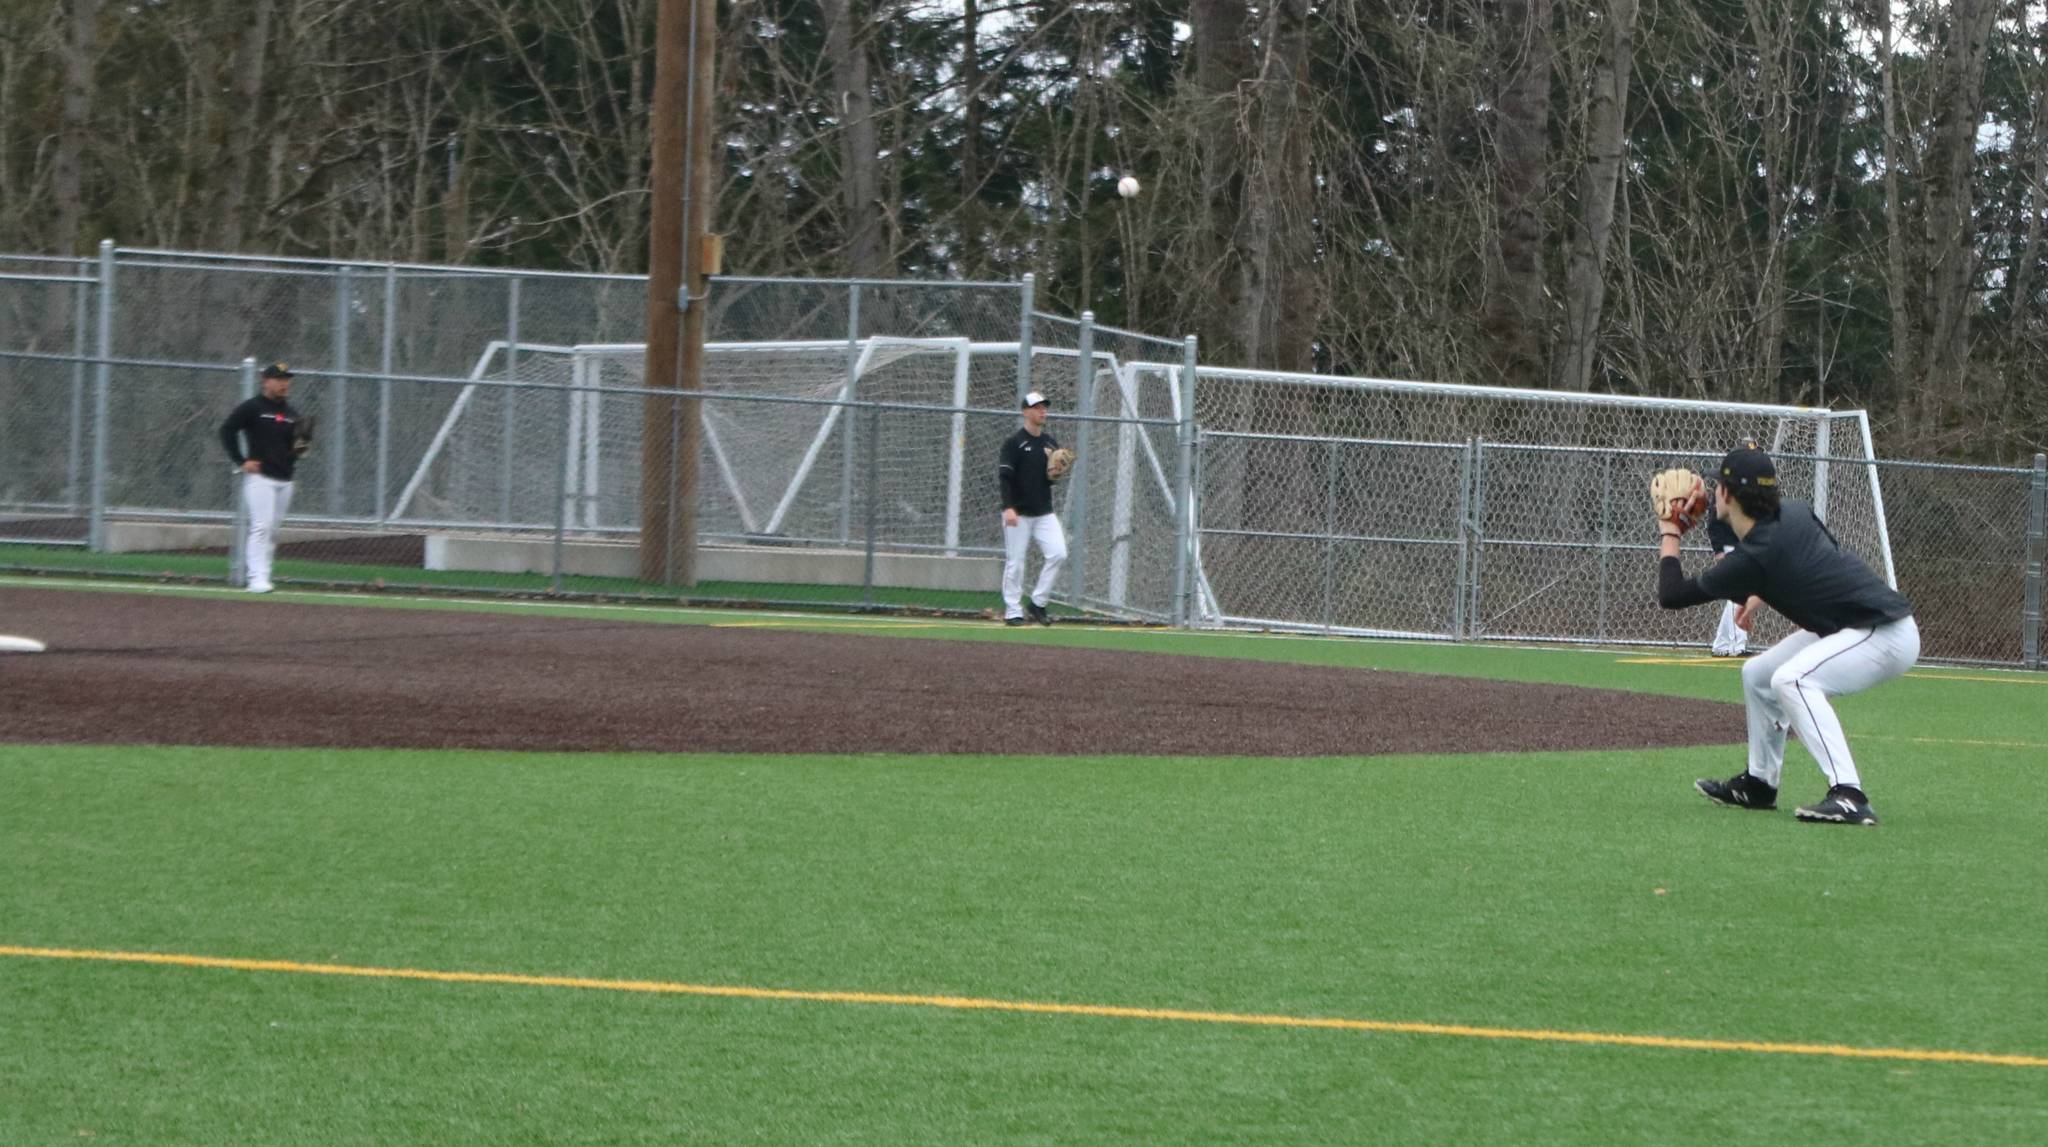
[
  {"xmin": 1720, "ymin": 439, "xmax": 1776, "ymax": 489},
  {"xmin": 1022, "ymin": 390, "xmax": 1048, "ymax": 409},
  {"xmin": 261, "ymin": 362, "xmax": 295, "ymax": 380}
]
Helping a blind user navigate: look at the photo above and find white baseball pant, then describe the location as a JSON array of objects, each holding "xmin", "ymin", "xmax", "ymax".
[
  {"xmin": 1741, "ymin": 616, "xmax": 1920, "ymax": 790},
  {"xmin": 1712, "ymin": 600, "xmax": 1749, "ymax": 656},
  {"xmin": 1710, "ymin": 545, "xmax": 1747, "ymax": 656},
  {"xmin": 1002, "ymin": 511, "xmax": 1067, "ymax": 618},
  {"xmin": 242, "ymin": 473, "xmax": 294, "ymax": 591}
]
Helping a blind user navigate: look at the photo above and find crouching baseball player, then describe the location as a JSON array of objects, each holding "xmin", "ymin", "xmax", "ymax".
[
  {"xmin": 1650, "ymin": 442, "xmax": 1919, "ymax": 826},
  {"xmin": 219, "ymin": 362, "xmax": 312, "ymax": 594}
]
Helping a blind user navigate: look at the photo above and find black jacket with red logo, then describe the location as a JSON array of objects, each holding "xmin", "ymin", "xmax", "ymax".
[{"xmin": 220, "ymin": 396, "xmax": 303, "ymax": 481}]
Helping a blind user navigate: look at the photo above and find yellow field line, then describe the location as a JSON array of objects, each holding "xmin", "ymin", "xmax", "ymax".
[
  {"xmin": 4, "ymin": 945, "xmax": 2042, "ymax": 1069},
  {"xmin": 1617, "ymin": 656, "xmax": 2047, "ymax": 686}
]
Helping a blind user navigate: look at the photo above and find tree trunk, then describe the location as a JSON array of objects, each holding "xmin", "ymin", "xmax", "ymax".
[
  {"xmin": 1236, "ymin": 0, "xmax": 1316, "ymax": 372},
  {"xmin": 1877, "ymin": 6, "xmax": 1917, "ymax": 415},
  {"xmin": 52, "ymin": 0, "xmax": 102, "ymax": 256},
  {"xmin": 821, "ymin": 0, "xmax": 884, "ymax": 276},
  {"xmin": 959, "ymin": 0, "xmax": 983, "ymax": 274},
  {"xmin": 1916, "ymin": 0, "xmax": 1996, "ymax": 436},
  {"xmin": 1556, "ymin": 0, "xmax": 1637, "ymax": 392},
  {"xmin": 219, "ymin": 0, "xmax": 275, "ymax": 251},
  {"xmin": 1191, "ymin": 0, "xmax": 1252, "ymax": 362},
  {"xmin": 1483, "ymin": 0, "xmax": 1554, "ymax": 391}
]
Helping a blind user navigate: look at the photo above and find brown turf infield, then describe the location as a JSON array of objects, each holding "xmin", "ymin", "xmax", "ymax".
[{"xmin": 0, "ymin": 586, "xmax": 1739, "ymax": 757}]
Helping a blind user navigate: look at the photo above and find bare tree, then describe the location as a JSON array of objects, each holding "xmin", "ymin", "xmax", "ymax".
[
  {"xmin": 822, "ymin": 0, "xmax": 885, "ymax": 275},
  {"xmin": 1482, "ymin": 0, "xmax": 1554, "ymax": 390},
  {"xmin": 1556, "ymin": 0, "xmax": 1636, "ymax": 391}
]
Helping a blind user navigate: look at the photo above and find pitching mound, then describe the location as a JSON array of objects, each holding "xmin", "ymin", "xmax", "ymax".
[{"xmin": 0, "ymin": 587, "xmax": 1738, "ymax": 757}]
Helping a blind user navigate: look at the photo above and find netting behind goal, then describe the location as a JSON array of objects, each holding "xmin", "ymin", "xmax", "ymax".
[{"xmin": 1192, "ymin": 367, "xmax": 1891, "ymax": 643}]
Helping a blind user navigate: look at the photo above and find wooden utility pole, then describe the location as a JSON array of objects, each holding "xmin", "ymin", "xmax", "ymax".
[{"xmin": 640, "ymin": 0, "xmax": 716, "ymax": 584}]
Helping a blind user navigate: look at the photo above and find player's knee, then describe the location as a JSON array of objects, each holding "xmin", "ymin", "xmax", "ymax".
[
  {"xmin": 1741, "ymin": 658, "xmax": 1774, "ymax": 692},
  {"xmin": 1769, "ymin": 666, "xmax": 1806, "ymax": 698}
]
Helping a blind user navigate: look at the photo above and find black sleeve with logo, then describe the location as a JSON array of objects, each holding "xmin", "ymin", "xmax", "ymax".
[
  {"xmin": 998, "ymin": 428, "xmax": 1059, "ymax": 516},
  {"xmin": 220, "ymin": 397, "xmax": 301, "ymax": 481}
]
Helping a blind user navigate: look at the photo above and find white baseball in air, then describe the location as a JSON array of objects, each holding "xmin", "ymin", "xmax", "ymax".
[
  {"xmin": 0, "ymin": 635, "xmax": 46, "ymax": 654},
  {"xmin": 1117, "ymin": 176, "xmax": 1141, "ymax": 199}
]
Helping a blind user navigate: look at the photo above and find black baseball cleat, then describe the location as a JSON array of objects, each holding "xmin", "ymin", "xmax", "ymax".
[
  {"xmin": 1026, "ymin": 601, "xmax": 1051, "ymax": 626},
  {"xmin": 1795, "ymin": 785, "xmax": 1879, "ymax": 826},
  {"xmin": 1004, "ymin": 616, "xmax": 1029, "ymax": 627},
  {"xmin": 1695, "ymin": 771, "xmax": 1778, "ymax": 811}
]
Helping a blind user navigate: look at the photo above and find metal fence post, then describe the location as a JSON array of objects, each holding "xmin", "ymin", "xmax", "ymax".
[
  {"xmin": 1322, "ymin": 437, "xmax": 1339, "ymax": 632},
  {"xmin": 330, "ymin": 264, "xmax": 352, "ymax": 516},
  {"xmin": 376, "ymin": 262, "xmax": 396, "ymax": 522},
  {"xmin": 1066, "ymin": 310, "xmax": 1095, "ymax": 606},
  {"xmin": 863, "ymin": 400, "xmax": 881, "ymax": 605},
  {"xmin": 2026, "ymin": 453, "xmax": 2046, "ymax": 671},
  {"xmin": 87, "ymin": 239, "xmax": 114, "ymax": 552},
  {"xmin": 1463, "ymin": 437, "xmax": 1488, "ymax": 640},
  {"xmin": 228, "ymin": 357, "xmax": 257, "ymax": 587},
  {"xmin": 839, "ymin": 282, "xmax": 861, "ymax": 542},
  {"xmin": 500, "ymin": 276, "xmax": 521, "ymax": 524},
  {"xmin": 1450, "ymin": 438, "xmax": 1471, "ymax": 639},
  {"xmin": 1015, "ymin": 273, "xmax": 1035, "ymax": 406},
  {"xmin": 1172, "ymin": 335, "xmax": 1197, "ymax": 628},
  {"xmin": 551, "ymin": 357, "xmax": 578, "ymax": 594},
  {"xmin": 68, "ymin": 269, "xmax": 89, "ymax": 509},
  {"xmin": 1595, "ymin": 451, "xmax": 1613, "ymax": 643}
]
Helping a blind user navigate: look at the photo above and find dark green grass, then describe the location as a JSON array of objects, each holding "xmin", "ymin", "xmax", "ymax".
[
  {"xmin": 3, "ymin": 736, "xmax": 2044, "ymax": 1144},
  {"xmin": 1, "ymin": 583, "xmax": 2043, "ymax": 1142}
]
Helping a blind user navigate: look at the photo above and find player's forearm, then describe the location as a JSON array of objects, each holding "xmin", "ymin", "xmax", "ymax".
[
  {"xmin": 220, "ymin": 421, "xmax": 246, "ymax": 465},
  {"xmin": 1656, "ymin": 556, "xmax": 1713, "ymax": 610}
]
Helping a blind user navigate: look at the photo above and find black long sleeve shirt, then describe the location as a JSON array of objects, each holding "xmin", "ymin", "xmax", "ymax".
[
  {"xmin": 1657, "ymin": 499, "xmax": 1912, "ymax": 636},
  {"xmin": 220, "ymin": 395, "xmax": 303, "ymax": 481},
  {"xmin": 998, "ymin": 427, "xmax": 1060, "ymax": 517}
]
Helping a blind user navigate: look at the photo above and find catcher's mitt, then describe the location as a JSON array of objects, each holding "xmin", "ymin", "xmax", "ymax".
[
  {"xmin": 291, "ymin": 413, "xmax": 316, "ymax": 459},
  {"xmin": 1046, "ymin": 446, "xmax": 1076, "ymax": 482},
  {"xmin": 1650, "ymin": 467, "xmax": 1707, "ymax": 533}
]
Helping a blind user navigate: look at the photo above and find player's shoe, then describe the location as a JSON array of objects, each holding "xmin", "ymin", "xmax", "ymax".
[
  {"xmin": 1695, "ymin": 771, "xmax": 1777, "ymax": 810},
  {"xmin": 1026, "ymin": 601, "xmax": 1051, "ymax": 626},
  {"xmin": 1794, "ymin": 785, "xmax": 1879, "ymax": 826},
  {"xmin": 1004, "ymin": 616, "xmax": 1028, "ymax": 627},
  {"xmin": 247, "ymin": 581, "xmax": 274, "ymax": 594}
]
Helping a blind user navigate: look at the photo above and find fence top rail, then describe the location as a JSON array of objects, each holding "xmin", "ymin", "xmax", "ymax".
[
  {"xmin": 0, "ymin": 253, "xmax": 89, "ymax": 266},
  {"xmin": 711, "ymin": 274, "xmax": 1025, "ymax": 290},
  {"xmin": 1087, "ymin": 319, "xmax": 1189, "ymax": 349},
  {"xmin": 1203, "ymin": 428, "xmax": 1469, "ymax": 451},
  {"xmin": 1195, "ymin": 363, "xmax": 1832, "ymax": 418},
  {"xmin": 1490, "ymin": 440, "xmax": 2030, "ymax": 475},
  {"xmin": 0, "ymin": 271, "xmax": 94, "ymax": 284},
  {"xmin": 560, "ymin": 339, "xmax": 1024, "ymax": 357},
  {"xmin": 113, "ymin": 247, "xmax": 646, "ymax": 283}
]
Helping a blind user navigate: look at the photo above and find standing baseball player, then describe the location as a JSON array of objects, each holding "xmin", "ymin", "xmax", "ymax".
[
  {"xmin": 1707, "ymin": 515, "xmax": 1749, "ymax": 656},
  {"xmin": 219, "ymin": 362, "xmax": 308, "ymax": 594},
  {"xmin": 1652, "ymin": 442, "xmax": 1918, "ymax": 825},
  {"xmin": 998, "ymin": 390, "xmax": 1070, "ymax": 626}
]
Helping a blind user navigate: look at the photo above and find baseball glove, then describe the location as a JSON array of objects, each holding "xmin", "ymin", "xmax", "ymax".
[
  {"xmin": 1650, "ymin": 467, "xmax": 1707, "ymax": 533},
  {"xmin": 1046, "ymin": 446, "xmax": 1076, "ymax": 482},
  {"xmin": 292, "ymin": 413, "xmax": 316, "ymax": 459}
]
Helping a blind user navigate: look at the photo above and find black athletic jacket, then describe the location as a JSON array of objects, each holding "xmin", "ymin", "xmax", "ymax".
[
  {"xmin": 998, "ymin": 428, "xmax": 1060, "ymax": 517},
  {"xmin": 1658, "ymin": 499, "xmax": 1912, "ymax": 636},
  {"xmin": 220, "ymin": 396, "xmax": 303, "ymax": 481}
]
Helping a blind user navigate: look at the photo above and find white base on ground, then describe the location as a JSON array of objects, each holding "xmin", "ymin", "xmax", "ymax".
[{"xmin": 0, "ymin": 634, "xmax": 48, "ymax": 653}]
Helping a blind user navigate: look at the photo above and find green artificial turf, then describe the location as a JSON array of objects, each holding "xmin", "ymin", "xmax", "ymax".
[{"xmin": 2, "ymin": 582, "xmax": 2044, "ymax": 1143}]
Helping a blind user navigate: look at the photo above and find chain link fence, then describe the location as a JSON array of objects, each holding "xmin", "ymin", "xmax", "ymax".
[{"xmin": 2, "ymin": 245, "xmax": 2042, "ymax": 664}]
